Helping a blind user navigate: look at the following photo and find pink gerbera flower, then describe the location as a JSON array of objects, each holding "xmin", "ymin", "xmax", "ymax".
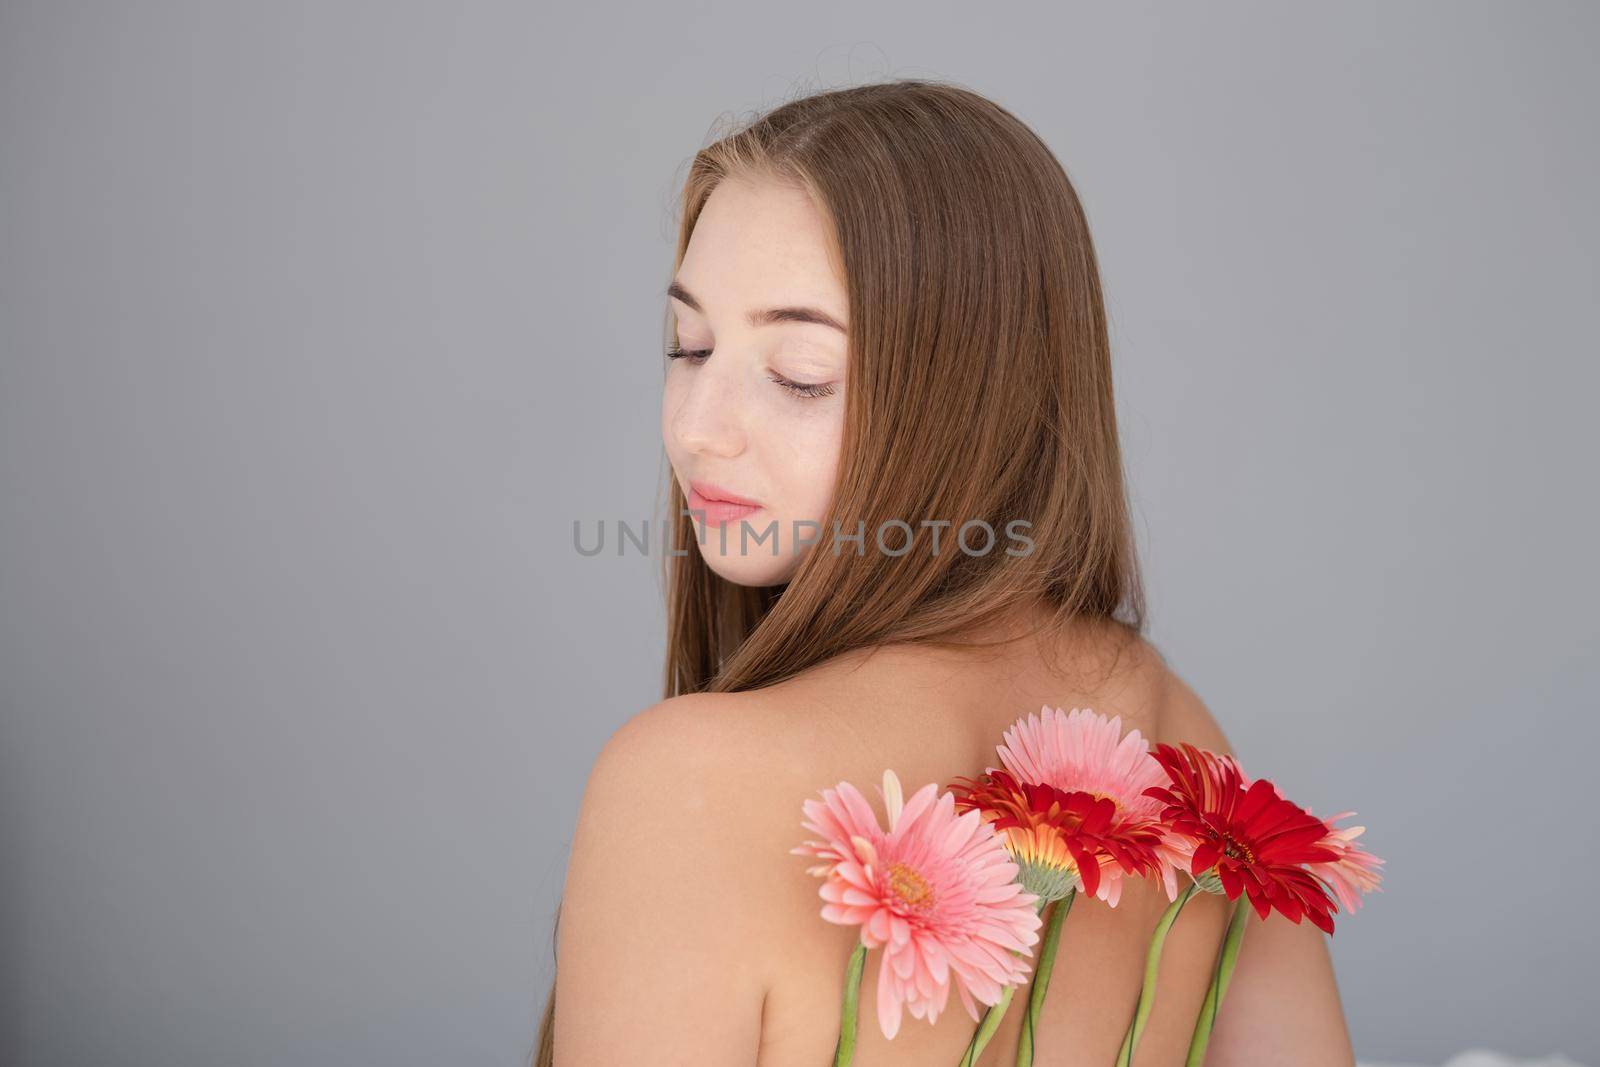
[
  {"xmin": 791, "ymin": 769, "xmax": 1044, "ymax": 1039},
  {"xmin": 994, "ymin": 706, "xmax": 1191, "ymax": 905},
  {"xmin": 1306, "ymin": 810, "xmax": 1386, "ymax": 913}
]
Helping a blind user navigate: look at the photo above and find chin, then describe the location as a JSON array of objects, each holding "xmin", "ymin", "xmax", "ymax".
[
  {"xmin": 705, "ymin": 560, "xmax": 795, "ymax": 587},
  {"xmin": 694, "ymin": 521, "xmax": 804, "ymax": 587}
]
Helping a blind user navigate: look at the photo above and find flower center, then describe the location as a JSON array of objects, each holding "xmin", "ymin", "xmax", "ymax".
[
  {"xmin": 1222, "ymin": 834, "xmax": 1255, "ymax": 865},
  {"xmin": 886, "ymin": 861, "xmax": 935, "ymax": 911}
]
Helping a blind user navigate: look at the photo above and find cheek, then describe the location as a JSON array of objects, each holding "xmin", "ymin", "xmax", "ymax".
[
  {"xmin": 766, "ymin": 405, "xmax": 844, "ymax": 519},
  {"xmin": 660, "ymin": 378, "xmax": 685, "ymax": 457}
]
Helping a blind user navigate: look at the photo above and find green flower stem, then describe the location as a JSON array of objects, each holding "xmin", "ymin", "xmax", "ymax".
[
  {"xmin": 958, "ymin": 984, "xmax": 1016, "ymax": 1067},
  {"xmin": 1184, "ymin": 896, "xmax": 1250, "ymax": 1067},
  {"xmin": 1015, "ymin": 889, "xmax": 1075, "ymax": 1067},
  {"xmin": 958, "ymin": 896, "xmax": 1050, "ymax": 1067},
  {"xmin": 832, "ymin": 941, "xmax": 868, "ymax": 1067},
  {"xmin": 1116, "ymin": 881, "xmax": 1201, "ymax": 1067}
]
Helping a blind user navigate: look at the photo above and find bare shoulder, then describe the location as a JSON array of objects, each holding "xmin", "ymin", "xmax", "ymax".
[
  {"xmin": 591, "ymin": 690, "xmax": 774, "ymax": 778},
  {"xmin": 1033, "ymin": 621, "xmax": 1237, "ymax": 759},
  {"xmin": 572, "ymin": 689, "xmax": 803, "ymax": 896},
  {"xmin": 553, "ymin": 691, "xmax": 789, "ymax": 1065},
  {"xmin": 1147, "ymin": 649, "xmax": 1238, "ymax": 758}
]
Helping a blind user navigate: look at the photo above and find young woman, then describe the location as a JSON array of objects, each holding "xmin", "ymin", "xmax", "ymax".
[{"xmin": 534, "ymin": 79, "xmax": 1355, "ymax": 1066}]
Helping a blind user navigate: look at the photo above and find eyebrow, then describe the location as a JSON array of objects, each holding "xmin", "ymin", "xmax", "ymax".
[{"xmin": 667, "ymin": 280, "xmax": 847, "ymax": 334}]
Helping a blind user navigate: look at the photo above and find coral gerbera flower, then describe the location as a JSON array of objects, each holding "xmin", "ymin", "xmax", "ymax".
[
  {"xmin": 790, "ymin": 769, "xmax": 1044, "ymax": 1040},
  {"xmin": 947, "ymin": 767, "xmax": 1163, "ymax": 903},
  {"xmin": 1143, "ymin": 742, "xmax": 1343, "ymax": 933},
  {"xmin": 987, "ymin": 705, "xmax": 1189, "ymax": 906}
]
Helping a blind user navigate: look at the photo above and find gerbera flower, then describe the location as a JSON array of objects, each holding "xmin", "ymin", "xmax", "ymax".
[
  {"xmin": 790, "ymin": 769, "xmax": 1044, "ymax": 1042},
  {"xmin": 987, "ymin": 705, "xmax": 1189, "ymax": 905},
  {"xmin": 1169, "ymin": 765, "xmax": 1386, "ymax": 1067},
  {"xmin": 1306, "ymin": 810, "xmax": 1386, "ymax": 913},
  {"xmin": 947, "ymin": 767, "xmax": 1163, "ymax": 903},
  {"xmin": 949, "ymin": 707, "xmax": 1176, "ymax": 1067},
  {"xmin": 1142, "ymin": 741, "xmax": 1342, "ymax": 933},
  {"xmin": 1121, "ymin": 743, "xmax": 1348, "ymax": 1067}
]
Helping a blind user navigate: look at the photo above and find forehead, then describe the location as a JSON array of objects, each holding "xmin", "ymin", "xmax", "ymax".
[{"xmin": 677, "ymin": 175, "xmax": 847, "ymax": 318}]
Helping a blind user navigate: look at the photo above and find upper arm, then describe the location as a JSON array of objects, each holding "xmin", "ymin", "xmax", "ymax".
[
  {"xmin": 1157, "ymin": 663, "xmax": 1358, "ymax": 1067},
  {"xmin": 552, "ymin": 696, "xmax": 768, "ymax": 1066},
  {"xmin": 1205, "ymin": 911, "xmax": 1355, "ymax": 1066}
]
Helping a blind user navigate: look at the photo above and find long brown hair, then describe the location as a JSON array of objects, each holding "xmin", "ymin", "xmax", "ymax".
[{"xmin": 530, "ymin": 76, "xmax": 1145, "ymax": 1065}]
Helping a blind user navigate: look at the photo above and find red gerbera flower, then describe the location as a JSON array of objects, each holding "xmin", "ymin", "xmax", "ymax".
[
  {"xmin": 949, "ymin": 767, "xmax": 1164, "ymax": 903},
  {"xmin": 1142, "ymin": 742, "xmax": 1343, "ymax": 934}
]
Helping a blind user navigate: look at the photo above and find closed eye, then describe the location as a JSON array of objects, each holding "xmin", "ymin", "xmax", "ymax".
[
  {"xmin": 665, "ymin": 346, "xmax": 837, "ymax": 399},
  {"xmin": 665, "ymin": 345, "xmax": 711, "ymax": 363},
  {"xmin": 767, "ymin": 371, "xmax": 835, "ymax": 399}
]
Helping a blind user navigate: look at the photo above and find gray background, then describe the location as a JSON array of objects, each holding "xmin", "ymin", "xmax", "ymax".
[{"xmin": 2, "ymin": 2, "xmax": 1595, "ymax": 1065}]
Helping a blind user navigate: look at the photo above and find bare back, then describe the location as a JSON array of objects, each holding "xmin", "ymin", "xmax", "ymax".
[{"xmin": 731, "ymin": 617, "xmax": 1309, "ymax": 1066}]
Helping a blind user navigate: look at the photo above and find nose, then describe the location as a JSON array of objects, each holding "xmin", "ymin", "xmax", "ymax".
[{"xmin": 669, "ymin": 356, "xmax": 747, "ymax": 459}]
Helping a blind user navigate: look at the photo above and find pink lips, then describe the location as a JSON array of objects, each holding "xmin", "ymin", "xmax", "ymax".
[{"xmin": 687, "ymin": 480, "xmax": 763, "ymax": 526}]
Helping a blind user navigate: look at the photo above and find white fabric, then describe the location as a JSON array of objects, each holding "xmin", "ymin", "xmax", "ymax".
[{"xmin": 1359, "ymin": 1052, "xmax": 1589, "ymax": 1067}]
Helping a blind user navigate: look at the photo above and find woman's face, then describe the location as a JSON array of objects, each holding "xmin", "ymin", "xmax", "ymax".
[{"xmin": 662, "ymin": 174, "xmax": 849, "ymax": 587}]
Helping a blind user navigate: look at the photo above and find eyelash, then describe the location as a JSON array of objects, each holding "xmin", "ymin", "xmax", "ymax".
[{"xmin": 664, "ymin": 345, "xmax": 836, "ymax": 399}]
